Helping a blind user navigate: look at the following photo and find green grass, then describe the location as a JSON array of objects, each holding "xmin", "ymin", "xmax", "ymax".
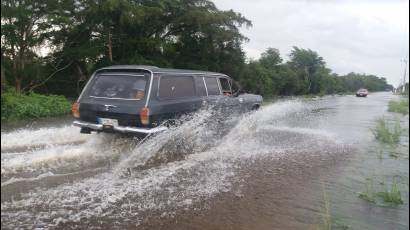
[
  {"xmin": 1, "ymin": 91, "xmax": 71, "ymax": 122},
  {"xmin": 359, "ymin": 177, "xmax": 404, "ymax": 206},
  {"xmin": 314, "ymin": 189, "xmax": 350, "ymax": 230},
  {"xmin": 388, "ymin": 99, "xmax": 409, "ymax": 115},
  {"xmin": 358, "ymin": 178, "xmax": 376, "ymax": 203},
  {"xmin": 377, "ymin": 179, "xmax": 404, "ymax": 205},
  {"xmin": 372, "ymin": 119, "xmax": 403, "ymax": 145}
]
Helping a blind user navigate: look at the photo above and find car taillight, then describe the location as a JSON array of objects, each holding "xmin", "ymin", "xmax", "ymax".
[
  {"xmin": 140, "ymin": 107, "xmax": 150, "ymax": 125},
  {"xmin": 72, "ymin": 102, "xmax": 80, "ymax": 118}
]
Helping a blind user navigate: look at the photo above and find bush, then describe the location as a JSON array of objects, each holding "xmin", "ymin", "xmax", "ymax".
[
  {"xmin": 388, "ymin": 99, "xmax": 409, "ymax": 115},
  {"xmin": 377, "ymin": 179, "xmax": 404, "ymax": 205},
  {"xmin": 372, "ymin": 119, "xmax": 402, "ymax": 145},
  {"xmin": 1, "ymin": 91, "xmax": 71, "ymax": 122}
]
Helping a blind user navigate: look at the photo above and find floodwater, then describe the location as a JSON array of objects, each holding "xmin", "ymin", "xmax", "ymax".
[{"xmin": 1, "ymin": 92, "xmax": 408, "ymax": 229}]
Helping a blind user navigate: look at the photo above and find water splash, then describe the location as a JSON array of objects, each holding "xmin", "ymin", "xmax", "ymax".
[
  {"xmin": 1, "ymin": 134, "xmax": 135, "ymax": 180},
  {"xmin": 1, "ymin": 100, "xmax": 342, "ymax": 228},
  {"xmin": 1, "ymin": 126, "xmax": 92, "ymax": 152}
]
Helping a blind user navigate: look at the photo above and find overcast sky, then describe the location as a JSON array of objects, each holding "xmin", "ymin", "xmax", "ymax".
[{"xmin": 213, "ymin": 0, "xmax": 409, "ymax": 87}]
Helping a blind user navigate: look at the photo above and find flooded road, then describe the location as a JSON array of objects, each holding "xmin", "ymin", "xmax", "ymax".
[{"xmin": 1, "ymin": 92, "xmax": 408, "ymax": 229}]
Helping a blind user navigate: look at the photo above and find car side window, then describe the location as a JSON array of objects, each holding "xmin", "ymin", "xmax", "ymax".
[
  {"xmin": 158, "ymin": 75, "xmax": 196, "ymax": 99},
  {"xmin": 195, "ymin": 76, "xmax": 207, "ymax": 96},
  {"xmin": 219, "ymin": 77, "xmax": 232, "ymax": 96},
  {"xmin": 204, "ymin": 77, "xmax": 221, "ymax": 95}
]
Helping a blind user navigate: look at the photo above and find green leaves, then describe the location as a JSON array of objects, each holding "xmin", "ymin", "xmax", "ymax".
[
  {"xmin": 1, "ymin": 91, "xmax": 71, "ymax": 122},
  {"xmin": 238, "ymin": 46, "xmax": 392, "ymax": 98},
  {"xmin": 340, "ymin": 73, "xmax": 392, "ymax": 92}
]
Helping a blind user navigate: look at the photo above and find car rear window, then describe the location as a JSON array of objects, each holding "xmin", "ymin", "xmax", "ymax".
[
  {"xmin": 205, "ymin": 77, "xmax": 220, "ymax": 95},
  {"xmin": 158, "ymin": 75, "xmax": 196, "ymax": 99},
  {"xmin": 88, "ymin": 74, "xmax": 147, "ymax": 100}
]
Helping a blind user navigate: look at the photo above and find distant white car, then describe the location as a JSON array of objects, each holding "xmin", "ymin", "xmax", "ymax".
[{"xmin": 356, "ymin": 89, "xmax": 368, "ymax": 97}]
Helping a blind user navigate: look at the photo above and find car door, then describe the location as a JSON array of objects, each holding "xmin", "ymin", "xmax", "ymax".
[
  {"xmin": 217, "ymin": 77, "xmax": 242, "ymax": 114},
  {"xmin": 154, "ymin": 74, "xmax": 202, "ymax": 122},
  {"xmin": 202, "ymin": 76, "xmax": 224, "ymax": 109},
  {"xmin": 194, "ymin": 75, "xmax": 208, "ymax": 108}
]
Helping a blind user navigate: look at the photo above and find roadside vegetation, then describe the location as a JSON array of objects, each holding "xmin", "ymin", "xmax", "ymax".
[
  {"xmin": 1, "ymin": 90, "xmax": 71, "ymax": 122},
  {"xmin": 378, "ymin": 179, "xmax": 404, "ymax": 205},
  {"xmin": 372, "ymin": 119, "xmax": 403, "ymax": 145},
  {"xmin": 358, "ymin": 177, "xmax": 376, "ymax": 203},
  {"xmin": 388, "ymin": 99, "xmax": 409, "ymax": 115},
  {"xmin": 358, "ymin": 177, "xmax": 404, "ymax": 206},
  {"xmin": 359, "ymin": 102, "xmax": 408, "ymax": 207},
  {"xmin": 314, "ymin": 188, "xmax": 350, "ymax": 230}
]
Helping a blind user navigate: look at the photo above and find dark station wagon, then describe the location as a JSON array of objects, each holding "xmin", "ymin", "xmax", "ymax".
[{"xmin": 72, "ymin": 65, "xmax": 263, "ymax": 136}]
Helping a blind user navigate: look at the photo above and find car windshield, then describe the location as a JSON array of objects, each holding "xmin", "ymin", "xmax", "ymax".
[{"xmin": 88, "ymin": 74, "xmax": 147, "ymax": 100}]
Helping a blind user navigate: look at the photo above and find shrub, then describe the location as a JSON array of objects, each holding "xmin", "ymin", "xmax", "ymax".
[
  {"xmin": 377, "ymin": 179, "xmax": 404, "ymax": 205},
  {"xmin": 388, "ymin": 99, "xmax": 409, "ymax": 115},
  {"xmin": 372, "ymin": 119, "xmax": 402, "ymax": 145},
  {"xmin": 1, "ymin": 91, "xmax": 71, "ymax": 122}
]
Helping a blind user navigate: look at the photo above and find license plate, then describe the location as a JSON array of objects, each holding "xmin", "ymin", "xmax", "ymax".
[{"xmin": 98, "ymin": 118, "xmax": 119, "ymax": 127}]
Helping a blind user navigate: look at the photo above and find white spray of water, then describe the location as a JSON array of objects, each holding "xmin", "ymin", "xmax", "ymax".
[
  {"xmin": 1, "ymin": 134, "xmax": 134, "ymax": 179},
  {"xmin": 1, "ymin": 126, "xmax": 91, "ymax": 151}
]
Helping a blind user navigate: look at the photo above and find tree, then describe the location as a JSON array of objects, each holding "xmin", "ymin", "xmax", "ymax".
[
  {"xmin": 259, "ymin": 48, "xmax": 282, "ymax": 68},
  {"xmin": 289, "ymin": 46, "xmax": 326, "ymax": 94},
  {"xmin": 339, "ymin": 72, "xmax": 392, "ymax": 92},
  {"xmin": 43, "ymin": 0, "xmax": 252, "ymax": 96},
  {"xmin": 1, "ymin": 0, "xmax": 56, "ymax": 93}
]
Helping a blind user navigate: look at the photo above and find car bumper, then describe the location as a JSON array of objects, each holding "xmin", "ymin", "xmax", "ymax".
[{"xmin": 73, "ymin": 120, "xmax": 168, "ymax": 134}]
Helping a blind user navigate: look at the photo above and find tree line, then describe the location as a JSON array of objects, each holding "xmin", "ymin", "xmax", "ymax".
[
  {"xmin": 1, "ymin": 0, "xmax": 392, "ymax": 98},
  {"xmin": 239, "ymin": 47, "xmax": 392, "ymax": 97}
]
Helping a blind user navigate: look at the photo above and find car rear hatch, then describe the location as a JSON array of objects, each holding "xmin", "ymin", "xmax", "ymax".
[{"xmin": 78, "ymin": 71, "xmax": 151, "ymax": 127}]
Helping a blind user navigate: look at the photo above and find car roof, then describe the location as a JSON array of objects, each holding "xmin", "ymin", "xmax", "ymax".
[{"xmin": 97, "ymin": 65, "xmax": 228, "ymax": 77}]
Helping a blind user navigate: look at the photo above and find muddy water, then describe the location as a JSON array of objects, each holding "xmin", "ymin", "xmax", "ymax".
[{"xmin": 1, "ymin": 92, "xmax": 408, "ymax": 229}]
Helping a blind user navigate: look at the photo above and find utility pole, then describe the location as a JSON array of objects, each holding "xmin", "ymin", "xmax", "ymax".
[{"xmin": 401, "ymin": 59, "xmax": 408, "ymax": 93}]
